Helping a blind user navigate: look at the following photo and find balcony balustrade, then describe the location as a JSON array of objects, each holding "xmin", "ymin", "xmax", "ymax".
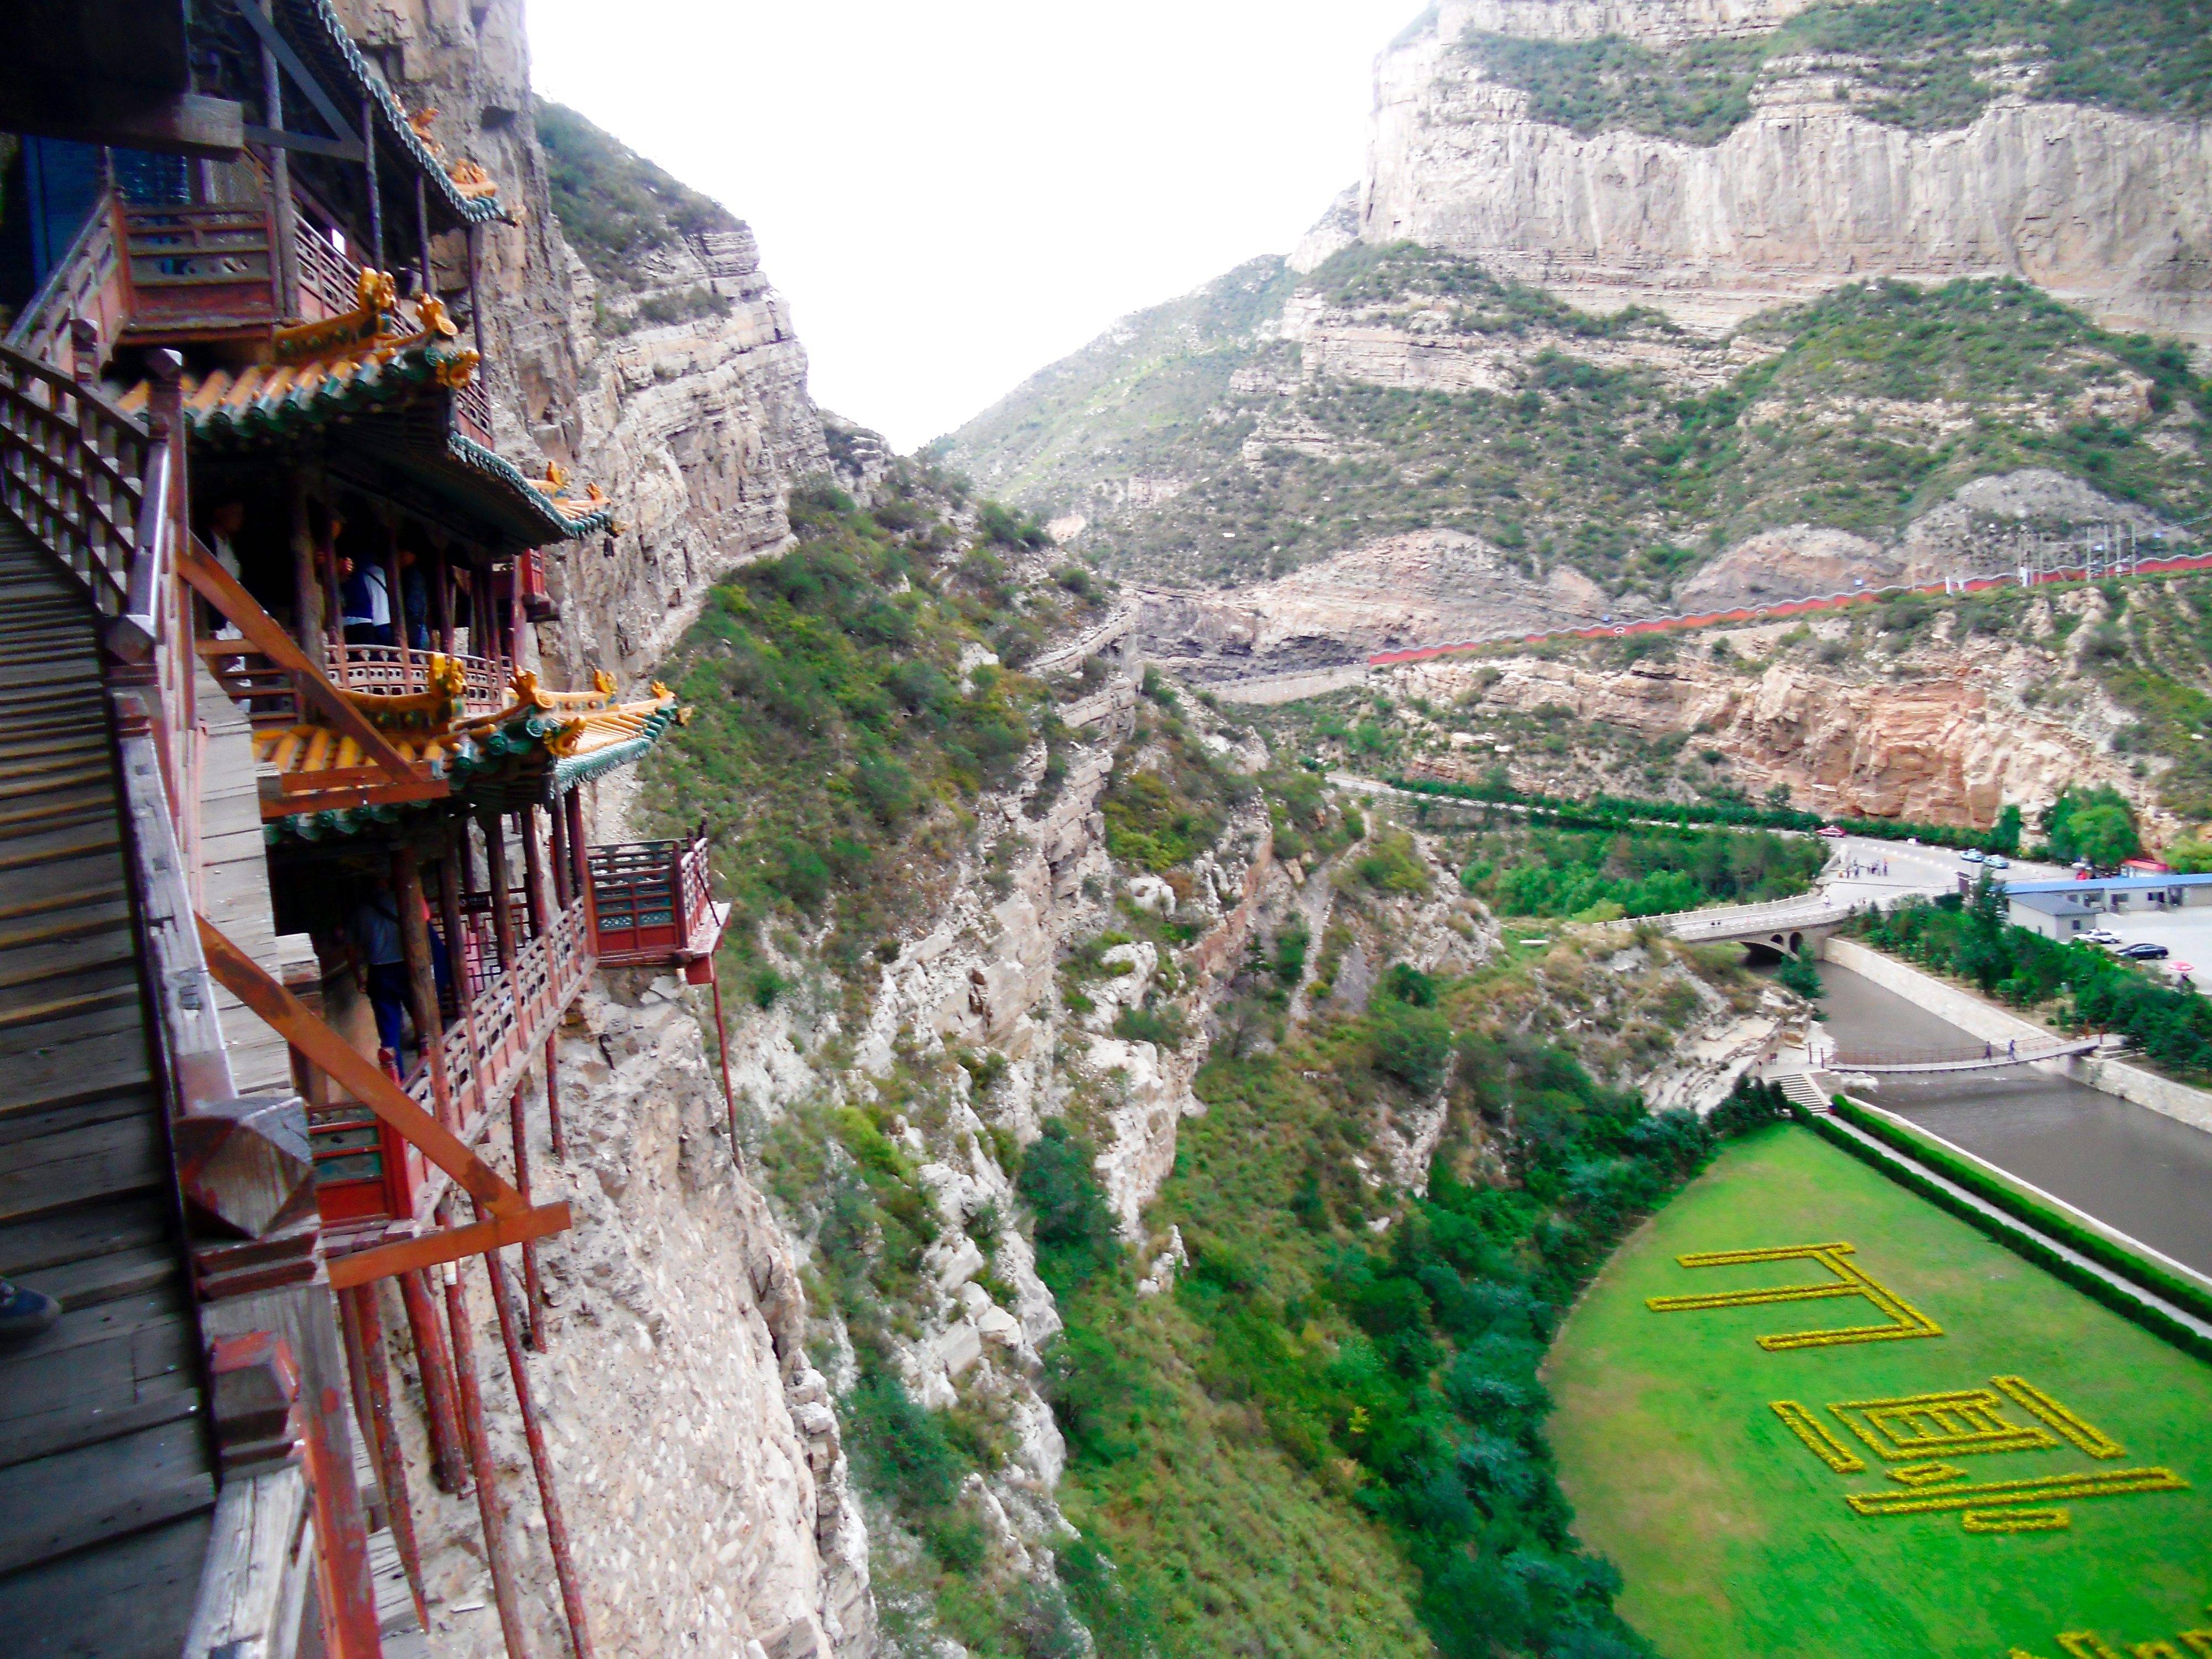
[
  {"xmin": 588, "ymin": 831, "xmax": 727, "ymax": 974},
  {"xmin": 310, "ymin": 893, "xmax": 594, "ymax": 1235}
]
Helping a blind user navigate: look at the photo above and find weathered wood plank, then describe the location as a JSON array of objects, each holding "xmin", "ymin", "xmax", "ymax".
[
  {"xmin": 0, "ymin": 1507, "xmax": 213, "ymax": 1659},
  {"xmin": 0, "ymin": 1112, "xmax": 163, "ymax": 1222},
  {"xmin": 0, "ymin": 1378, "xmax": 199, "ymax": 1471},
  {"xmin": 181, "ymin": 1466, "xmax": 309, "ymax": 1659},
  {"xmin": 0, "ymin": 1418, "xmax": 216, "ymax": 1575},
  {"xmin": 0, "ymin": 1193, "xmax": 166, "ymax": 1276}
]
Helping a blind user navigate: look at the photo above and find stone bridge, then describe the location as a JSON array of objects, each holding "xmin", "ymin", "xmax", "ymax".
[{"xmin": 1661, "ymin": 894, "xmax": 1859, "ymax": 958}]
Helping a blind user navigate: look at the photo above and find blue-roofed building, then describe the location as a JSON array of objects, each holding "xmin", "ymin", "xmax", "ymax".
[{"xmin": 2001, "ymin": 873, "xmax": 2212, "ymax": 938}]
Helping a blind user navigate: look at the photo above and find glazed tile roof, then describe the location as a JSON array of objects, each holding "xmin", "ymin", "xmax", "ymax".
[
  {"xmin": 273, "ymin": 0, "xmax": 510, "ymax": 227},
  {"xmin": 260, "ymin": 669, "xmax": 686, "ymax": 839},
  {"xmin": 117, "ymin": 276, "xmax": 617, "ymax": 542}
]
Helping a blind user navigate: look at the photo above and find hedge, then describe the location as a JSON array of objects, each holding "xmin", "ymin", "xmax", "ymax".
[
  {"xmin": 1383, "ymin": 775, "xmax": 1999, "ymax": 851},
  {"xmin": 1797, "ymin": 1107, "xmax": 2212, "ymax": 1365}
]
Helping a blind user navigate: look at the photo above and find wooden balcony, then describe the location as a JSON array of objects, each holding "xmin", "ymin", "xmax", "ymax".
[
  {"xmin": 588, "ymin": 831, "xmax": 728, "ymax": 975},
  {"xmin": 310, "ymin": 894, "xmax": 595, "ymax": 1237},
  {"xmin": 325, "ymin": 638, "xmax": 510, "ymax": 716}
]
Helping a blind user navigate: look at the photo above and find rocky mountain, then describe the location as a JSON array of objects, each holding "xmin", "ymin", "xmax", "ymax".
[{"xmin": 942, "ymin": 0, "xmax": 2210, "ymax": 680}]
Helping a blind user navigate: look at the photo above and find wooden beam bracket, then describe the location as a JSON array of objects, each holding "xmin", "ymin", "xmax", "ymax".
[
  {"xmin": 196, "ymin": 915, "xmax": 528, "ymax": 1221},
  {"xmin": 326, "ymin": 1204, "xmax": 572, "ymax": 1290},
  {"xmin": 178, "ymin": 538, "xmax": 424, "ymax": 789}
]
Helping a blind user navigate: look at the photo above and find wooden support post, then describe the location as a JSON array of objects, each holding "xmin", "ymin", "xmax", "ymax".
[
  {"xmin": 482, "ymin": 812, "xmax": 517, "ymax": 971},
  {"xmin": 541, "ymin": 1029, "xmax": 566, "ymax": 1165},
  {"xmin": 441, "ymin": 1244, "xmax": 526, "ymax": 1659},
  {"xmin": 255, "ymin": 0, "xmax": 300, "ymax": 316},
  {"xmin": 438, "ymin": 822, "xmax": 483, "ymax": 1105},
  {"xmin": 565, "ymin": 788, "xmax": 593, "ymax": 933},
  {"xmin": 466, "ymin": 222, "xmax": 487, "ymax": 362},
  {"xmin": 341, "ymin": 1285, "xmax": 430, "ymax": 1630},
  {"xmin": 290, "ymin": 476, "xmax": 322, "ymax": 670},
  {"xmin": 486, "ymin": 1242, "xmax": 594, "ymax": 1657},
  {"xmin": 510, "ymin": 1055, "xmax": 546, "ymax": 1352},
  {"xmin": 433, "ymin": 544, "xmax": 456, "ymax": 656},
  {"xmin": 393, "ymin": 847, "xmax": 455, "ymax": 1129},
  {"xmin": 520, "ymin": 807, "xmax": 550, "ymax": 941},
  {"xmin": 415, "ymin": 171, "xmax": 432, "ymax": 297},
  {"xmin": 547, "ymin": 789, "xmax": 573, "ymax": 908},
  {"xmin": 362, "ymin": 97, "xmax": 382, "ymax": 272},
  {"xmin": 383, "ymin": 517, "xmax": 408, "ymax": 665},
  {"xmin": 399, "ymin": 1269, "xmax": 471, "ymax": 1494},
  {"xmin": 711, "ymin": 969, "xmax": 738, "ymax": 1166}
]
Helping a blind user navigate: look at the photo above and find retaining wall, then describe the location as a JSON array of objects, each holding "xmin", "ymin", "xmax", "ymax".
[{"xmin": 1820, "ymin": 937, "xmax": 2212, "ymax": 1136}]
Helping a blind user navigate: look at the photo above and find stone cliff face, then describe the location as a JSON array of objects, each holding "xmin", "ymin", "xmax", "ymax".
[
  {"xmin": 331, "ymin": 3, "xmax": 862, "ymax": 1652},
  {"xmin": 335, "ymin": 0, "xmax": 829, "ymax": 698},
  {"xmin": 1380, "ymin": 593, "xmax": 2177, "ymax": 839},
  {"xmin": 1362, "ymin": 2, "xmax": 2212, "ymax": 348}
]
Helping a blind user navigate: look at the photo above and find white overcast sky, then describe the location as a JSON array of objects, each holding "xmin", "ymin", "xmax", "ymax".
[{"xmin": 527, "ymin": 1, "xmax": 1420, "ymax": 453}]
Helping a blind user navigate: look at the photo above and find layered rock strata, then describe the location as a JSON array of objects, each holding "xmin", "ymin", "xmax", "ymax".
[
  {"xmin": 1363, "ymin": 3, "xmax": 2212, "ymax": 347},
  {"xmin": 334, "ymin": 0, "xmax": 829, "ymax": 696}
]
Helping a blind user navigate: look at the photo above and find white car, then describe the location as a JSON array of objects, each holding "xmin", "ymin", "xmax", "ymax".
[
  {"xmin": 1986, "ymin": 854, "xmax": 2010, "ymax": 870},
  {"xmin": 2084, "ymin": 929, "xmax": 2122, "ymax": 946},
  {"xmin": 1960, "ymin": 848, "xmax": 1986, "ymax": 864}
]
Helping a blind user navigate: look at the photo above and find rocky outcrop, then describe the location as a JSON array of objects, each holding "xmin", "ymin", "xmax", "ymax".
[
  {"xmin": 1389, "ymin": 627, "xmax": 2167, "ymax": 836},
  {"xmin": 395, "ymin": 976, "xmax": 872, "ymax": 1658},
  {"xmin": 1362, "ymin": 3, "xmax": 2212, "ymax": 348},
  {"xmin": 1136, "ymin": 530, "xmax": 1608, "ymax": 680},
  {"xmin": 336, "ymin": 0, "xmax": 830, "ymax": 698}
]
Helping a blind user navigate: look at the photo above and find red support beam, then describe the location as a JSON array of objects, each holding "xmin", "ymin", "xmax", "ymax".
[
  {"xmin": 486, "ymin": 1243, "xmax": 594, "ymax": 1657},
  {"xmin": 442, "ymin": 1246, "xmax": 527, "ymax": 1659},
  {"xmin": 326, "ymin": 1202, "xmax": 572, "ymax": 1290},
  {"xmin": 398, "ymin": 1268, "xmax": 471, "ymax": 1495},
  {"xmin": 341, "ymin": 1285, "xmax": 429, "ymax": 1630}
]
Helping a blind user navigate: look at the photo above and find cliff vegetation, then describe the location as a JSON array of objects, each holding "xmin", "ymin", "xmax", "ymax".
[
  {"xmin": 1461, "ymin": 0, "xmax": 2212, "ymax": 145},
  {"xmin": 947, "ymin": 247, "xmax": 2208, "ymax": 601},
  {"xmin": 536, "ymin": 98, "xmax": 743, "ymax": 293}
]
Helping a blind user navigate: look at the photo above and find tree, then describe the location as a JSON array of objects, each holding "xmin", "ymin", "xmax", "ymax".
[
  {"xmin": 1990, "ymin": 804, "xmax": 2023, "ymax": 856},
  {"xmin": 2044, "ymin": 785, "xmax": 2141, "ymax": 869}
]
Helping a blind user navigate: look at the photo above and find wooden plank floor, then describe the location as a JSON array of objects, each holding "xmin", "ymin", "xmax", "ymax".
[{"xmin": 0, "ymin": 524, "xmax": 216, "ymax": 1655}]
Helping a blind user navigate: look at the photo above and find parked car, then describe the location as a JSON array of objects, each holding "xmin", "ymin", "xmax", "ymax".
[
  {"xmin": 1960, "ymin": 848, "xmax": 1986, "ymax": 863},
  {"xmin": 2119, "ymin": 941, "xmax": 2171, "ymax": 960},
  {"xmin": 1985, "ymin": 854, "xmax": 2010, "ymax": 870},
  {"xmin": 1817, "ymin": 826, "xmax": 1846, "ymax": 839},
  {"xmin": 2084, "ymin": 928, "xmax": 2122, "ymax": 945}
]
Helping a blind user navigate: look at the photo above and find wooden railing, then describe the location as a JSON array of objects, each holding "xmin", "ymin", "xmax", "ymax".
[
  {"xmin": 588, "ymin": 832, "xmax": 718, "ymax": 966},
  {"xmin": 317, "ymin": 895, "xmax": 594, "ymax": 1234},
  {"xmin": 294, "ymin": 218, "xmax": 363, "ymax": 324},
  {"xmin": 4, "ymin": 198, "xmax": 128, "ymax": 372},
  {"xmin": 0, "ymin": 341, "xmax": 152, "ymax": 618},
  {"xmin": 123, "ymin": 202, "xmax": 280, "ymax": 334},
  {"xmin": 325, "ymin": 638, "xmax": 510, "ymax": 714}
]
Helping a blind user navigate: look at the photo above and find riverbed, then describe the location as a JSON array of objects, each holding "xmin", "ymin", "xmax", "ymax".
[{"xmin": 1817, "ymin": 961, "xmax": 2212, "ymax": 1279}]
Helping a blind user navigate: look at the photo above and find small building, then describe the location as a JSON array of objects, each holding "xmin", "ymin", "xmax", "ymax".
[{"xmin": 2002, "ymin": 874, "xmax": 2212, "ymax": 938}]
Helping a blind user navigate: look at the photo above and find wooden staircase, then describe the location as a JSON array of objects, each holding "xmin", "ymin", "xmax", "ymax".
[{"xmin": 0, "ymin": 520, "xmax": 217, "ymax": 1656}]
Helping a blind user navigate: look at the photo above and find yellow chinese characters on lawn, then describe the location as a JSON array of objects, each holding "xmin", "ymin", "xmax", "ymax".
[
  {"xmin": 2012, "ymin": 1627, "xmax": 2212, "ymax": 1658},
  {"xmin": 1644, "ymin": 1241, "xmax": 1941, "ymax": 1350},
  {"xmin": 1645, "ymin": 1241, "xmax": 2190, "ymax": 1539}
]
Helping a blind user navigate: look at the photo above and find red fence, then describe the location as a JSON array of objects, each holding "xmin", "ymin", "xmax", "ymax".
[{"xmin": 1369, "ymin": 552, "xmax": 2212, "ymax": 668}]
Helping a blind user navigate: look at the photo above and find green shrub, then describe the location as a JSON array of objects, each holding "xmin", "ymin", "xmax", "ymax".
[
  {"xmin": 1357, "ymin": 830, "xmax": 1432, "ymax": 895},
  {"xmin": 1371, "ymin": 999, "xmax": 1453, "ymax": 1093}
]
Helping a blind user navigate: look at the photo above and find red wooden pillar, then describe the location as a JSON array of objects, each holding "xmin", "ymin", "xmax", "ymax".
[
  {"xmin": 398, "ymin": 1269, "xmax": 471, "ymax": 1494},
  {"xmin": 482, "ymin": 812, "xmax": 517, "ymax": 971},
  {"xmin": 486, "ymin": 1244, "xmax": 594, "ymax": 1657},
  {"xmin": 512, "ymin": 807, "xmax": 551, "ymax": 1343},
  {"xmin": 441, "ymin": 1243, "xmax": 527, "ymax": 1659},
  {"xmin": 547, "ymin": 793, "xmax": 574, "ymax": 908},
  {"xmin": 340, "ymin": 1285, "xmax": 429, "ymax": 1629},
  {"xmin": 437, "ymin": 821, "xmax": 484, "ymax": 1116},
  {"xmin": 565, "ymin": 787, "xmax": 594, "ymax": 938},
  {"xmin": 393, "ymin": 846, "xmax": 455, "ymax": 1129}
]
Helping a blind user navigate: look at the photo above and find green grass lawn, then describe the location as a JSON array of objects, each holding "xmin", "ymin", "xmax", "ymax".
[{"xmin": 1546, "ymin": 1124, "xmax": 2212, "ymax": 1658}]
